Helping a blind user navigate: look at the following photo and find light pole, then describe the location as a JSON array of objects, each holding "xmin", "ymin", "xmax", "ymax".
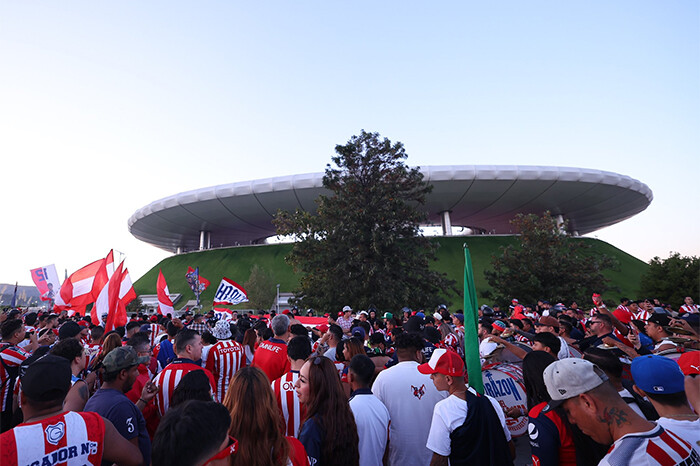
[{"xmin": 276, "ymin": 284, "xmax": 280, "ymax": 314}]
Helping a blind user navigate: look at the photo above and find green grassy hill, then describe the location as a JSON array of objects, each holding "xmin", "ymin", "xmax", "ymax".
[{"xmin": 134, "ymin": 236, "xmax": 647, "ymax": 311}]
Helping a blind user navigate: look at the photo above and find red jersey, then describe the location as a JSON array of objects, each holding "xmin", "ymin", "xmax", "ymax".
[
  {"xmin": 0, "ymin": 343, "xmax": 28, "ymax": 411},
  {"xmin": 152, "ymin": 358, "xmax": 216, "ymax": 416},
  {"xmin": 287, "ymin": 436, "xmax": 310, "ymax": 466},
  {"xmin": 272, "ymin": 371, "xmax": 306, "ymax": 438},
  {"xmin": 1, "ymin": 411, "xmax": 105, "ymax": 465},
  {"xmin": 252, "ymin": 338, "xmax": 290, "ymax": 383},
  {"xmin": 205, "ymin": 339, "xmax": 246, "ymax": 402}
]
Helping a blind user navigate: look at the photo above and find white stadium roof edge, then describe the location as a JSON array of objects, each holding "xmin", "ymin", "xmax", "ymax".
[{"xmin": 128, "ymin": 165, "xmax": 653, "ymax": 254}]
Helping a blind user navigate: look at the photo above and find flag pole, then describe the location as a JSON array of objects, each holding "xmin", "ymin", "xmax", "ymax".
[
  {"xmin": 195, "ymin": 267, "xmax": 201, "ymax": 309},
  {"xmin": 463, "ymin": 244, "xmax": 484, "ymax": 394}
]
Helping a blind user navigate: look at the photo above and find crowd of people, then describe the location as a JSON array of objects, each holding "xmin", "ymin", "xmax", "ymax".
[{"xmin": 0, "ymin": 294, "xmax": 698, "ymax": 465}]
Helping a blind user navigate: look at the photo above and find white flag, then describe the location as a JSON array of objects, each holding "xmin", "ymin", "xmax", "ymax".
[{"xmin": 213, "ymin": 277, "xmax": 249, "ymax": 306}]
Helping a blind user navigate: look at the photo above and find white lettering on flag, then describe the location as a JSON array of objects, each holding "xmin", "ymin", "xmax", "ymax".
[{"xmin": 213, "ymin": 277, "xmax": 249, "ymax": 306}]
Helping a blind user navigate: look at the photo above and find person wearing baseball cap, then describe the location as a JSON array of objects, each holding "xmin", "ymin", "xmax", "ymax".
[
  {"xmin": 337, "ymin": 306, "xmax": 354, "ymax": 336},
  {"xmin": 85, "ymin": 346, "xmax": 156, "ymax": 465},
  {"xmin": 419, "ymin": 348, "xmax": 513, "ymax": 465},
  {"xmin": 544, "ymin": 358, "xmax": 699, "ymax": 465},
  {"xmin": 1, "ymin": 354, "xmax": 142, "ymax": 466},
  {"xmin": 645, "ymin": 314, "xmax": 677, "ymax": 353},
  {"xmin": 631, "ymin": 355, "xmax": 700, "ymax": 454},
  {"xmin": 677, "ymin": 352, "xmax": 700, "ymax": 415}
]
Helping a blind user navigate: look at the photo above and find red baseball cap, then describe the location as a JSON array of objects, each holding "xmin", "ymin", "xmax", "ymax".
[
  {"xmin": 418, "ymin": 349, "xmax": 464, "ymax": 377},
  {"xmin": 282, "ymin": 309, "xmax": 291, "ymax": 315},
  {"xmin": 677, "ymin": 352, "xmax": 700, "ymax": 376},
  {"xmin": 316, "ymin": 324, "xmax": 329, "ymax": 333}
]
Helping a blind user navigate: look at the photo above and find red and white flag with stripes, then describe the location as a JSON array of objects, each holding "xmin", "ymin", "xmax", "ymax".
[
  {"xmin": 105, "ymin": 249, "xmax": 115, "ymax": 279},
  {"xmin": 157, "ymin": 269, "xmax": 174, "ymax": 315},
  {"xmin": 54, "ymin": 258, "xmax": 107, "ymax": 312},
  {"xmin": 118, "ymin": 267, "xmax": 137, "ymax": 315},
  {"xmin": 98, "ymin": 262, "xmax": 126, "ymax": 332}
]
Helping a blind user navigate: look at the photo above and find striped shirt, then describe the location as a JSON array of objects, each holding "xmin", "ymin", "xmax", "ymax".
[
  {"xmin": 205, "ymin": 340, "xmax": 246, "ymax": 402},
  {"xmin": 0, "ymin": 343, "xmax": 28, "ymax": 411},
  {"xmin": 1, "ymin": 411, "xmax": 105, "ymax": 466},
  {"xmin": 600, "ymin": 425, "xmax": 700, "ymax": 466},
  {"xmin": 634, "ymin": 310, "xmax": 652, "ymax": 322},
  {"xmin": 152, "ymin": 358, "xmax": 216, "ymax": 416},
  {"xmin": 272, "ymin": 371, "xmax": 306, "ymax": 438},
  {"xmin": 680, "ymin": 304, "xmax": 699, "ymax": 315}
]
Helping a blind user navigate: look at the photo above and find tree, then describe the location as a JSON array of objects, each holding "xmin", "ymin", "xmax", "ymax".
[
  {"xmin": 484, "ymin": 212, "xmax": 618, "ymax": 305},
  {"xmin": 126, "ymin": 296, "xmax": 143, "ymax": 314},
  {"xmin": 243, "ymin": 265, "xmax": 276, "ymax": 311},
  {"xmin": 639, "ymin": 252, "xmax": 699, "ymax": 307},
  {"xmin": 274, "ymin": 130, "xmax": 457, "ymax": 312}
]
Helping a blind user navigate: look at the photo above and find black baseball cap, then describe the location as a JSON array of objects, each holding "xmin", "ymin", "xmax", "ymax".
[
  {"xmin": 21, "ymin": 355, "xmax": 71, "ymax": 402},
  {"xmin": 58, "ymin": 321, "xmax": 82, "ymax": 340}
]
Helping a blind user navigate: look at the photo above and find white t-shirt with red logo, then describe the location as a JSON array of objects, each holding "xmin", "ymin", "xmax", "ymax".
[{"xmin": 599, "ymin": 424, "xmax": 699, "ymax": 466}]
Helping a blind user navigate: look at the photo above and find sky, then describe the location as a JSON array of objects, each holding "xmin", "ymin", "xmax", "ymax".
[{"xmin": 1, "ymin": 1, "xmax": 698, "ymax": 288}]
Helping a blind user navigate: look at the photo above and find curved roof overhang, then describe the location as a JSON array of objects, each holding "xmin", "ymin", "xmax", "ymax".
[{"xmin": 128, "ymin": 165, "xmax": 653, "ymax": 253}]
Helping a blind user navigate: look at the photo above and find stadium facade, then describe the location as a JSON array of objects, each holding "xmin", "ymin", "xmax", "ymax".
[{"xmin": 128, "ymin": 165, "xmax": 652, "ymax": 254}]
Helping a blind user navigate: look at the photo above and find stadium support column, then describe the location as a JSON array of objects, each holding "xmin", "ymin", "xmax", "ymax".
[
  {"xmin": 440, "ymin": 211, "xmax": 453, "ymax": 236},
  {"xmin": 199, "ymin": 230, "xmax": 211, "ymax": 250},
  {"xmin": 556, "ymin": 214, "xmax": 566, "ymax": 234}
]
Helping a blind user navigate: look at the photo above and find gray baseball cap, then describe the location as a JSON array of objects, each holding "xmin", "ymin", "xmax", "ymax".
[{"xmin": 543, "ymin": 358, "xmax": 608, "ymax": 412}]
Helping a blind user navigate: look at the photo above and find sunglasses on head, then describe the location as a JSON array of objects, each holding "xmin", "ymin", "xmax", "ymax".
[{"xmin": 203, "ymin": 435, "xmax": 238, "ymax": 465}]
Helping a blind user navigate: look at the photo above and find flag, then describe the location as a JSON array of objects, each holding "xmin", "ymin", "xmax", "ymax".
[
  {"xmin": 213, "ymin": 277, "xmax": 249, "ymax": 306},
  {"xmin": 463, "ymin": 244, "xmax": 484, "ymax": 394},
  {"xmin": 213, "ymin": 307, "xmax": 235, "ymax": 321},
  {"xmin": 157, "ymin": 269, "xmax": 174, "ymax": 315},
  {"xmin": 10, "ymin": 282, "xmax": 17, "ymax": 308},
  {"xmin": 186, "ymin": 266, "xmax": 210, "ymax": 294},
  {"xmin": 102, "ymin": 262, "xmax": 126, "ymax": 332},
  {"xmin": 54, "ymin": 258, "xmax": 106, "ymax": 311},
  {"xmin": 118, "ymin": 268, "xmax": 137, "ymax": 316},
  {"xmin": 30, "ymin": 265, "xmax": 61, "ymax": 302},
  {"xmin": 90, "ymin": 261, "xmax": 110, "ymax": 325},
  {"xmin": 105, "ymin": 250, "xmax": 115, "ymax": 279}
]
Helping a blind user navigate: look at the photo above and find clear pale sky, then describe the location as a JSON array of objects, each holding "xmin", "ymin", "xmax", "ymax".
[{"xmin": 1, "ymin": 1, "xmax": 698, "ymax": 287}]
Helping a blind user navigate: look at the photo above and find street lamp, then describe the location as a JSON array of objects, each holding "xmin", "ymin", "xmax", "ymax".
[{"xmin": 276, "ymin": 284, "xmax": 280, "ymax": 314}]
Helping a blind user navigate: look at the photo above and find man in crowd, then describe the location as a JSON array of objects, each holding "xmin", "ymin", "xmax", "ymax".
[
  {"xmin": 645, "ymin": 314, "xmax": 677, "ymax": 353},
  {"xmin": 188, "ymin": 314, "xmax": 209, "ymax": 334},
  {"xmin": 1, "ymin": 354, "xmax": 142, "ymax": 465},
  {"xmin": 420, "ymin": 348, "xmax": 513, "ymax": 465},
  {"xmin": 348, "ymin": 354, "xmax": 390, "ymax": 466},
  {"xmin": 152, "ymin": 328, "xmax": 215, "ymax": 416},
  {"xmin": 631, "ymin": 355, "xmax": 699, "ymax": 454},
  {"xmin": 544, "ymin": 358, "xmax": 699, "ymax": 465},
  {"xmin": 154, "ymin": 321, "xmax": 179, "ymax": 369},
  {"xmin": 0, "ymin": 319, "xmax": 32, "ymax": 432},
  {"xmin": 206, "ymin": 320, "xmax": 246, "ymax": 403},
  {"xmin": 85, "ymin": 346, "xmax": 157, "ymax": 465},
  {"xmin": 272, "ymin": 335, "xmax": 311, "ymax": 438},
  {"xmin": 680, "ymin": 297, "xmax": 699, "ymax": 315},
  {"xmin": 252, "ymin": 314, "xmax": 291, "ymax": 382},
  {"xmin": 337, "ymin": 306, "xmax": 354, "ymax": 336},
  {"xmin": 373, "ymin": 332, "xmax": 446, "ymax": 466}
]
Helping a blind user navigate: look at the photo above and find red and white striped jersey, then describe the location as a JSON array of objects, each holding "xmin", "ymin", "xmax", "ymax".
[
  {"xmin": 599, "ymin": 425, "xmax": 699, "ymax": 466},
  {"xmin": 0, "ymin": 343, "xmax": 28, "ymax": 411},
  {"xmin": 152, "ymin": 358, "xmax": 216, "ymax": 416},
  {"xmin": 634, "ymin": 310, "xmax": 652, "ymax": 322},
  {"xmin": 616, "ymin": 304, "xmax": 629, "ymax": 313},
  {"xmin": 204, "ymin": 340, "xmax": 246, "ymax": 402},
  {"xmin": 1, "ymin": 411, "xmax": 105, "ymax": 466},
  {"xmin": 680, "ymin": 304, "xmax": 699, "ymax": 315},
  {"xmin": 271, "ymin": 371, "xmax": 306, "ymax": 438}
]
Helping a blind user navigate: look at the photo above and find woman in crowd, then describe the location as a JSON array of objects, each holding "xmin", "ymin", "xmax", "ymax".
[
  {"xmin": 521, "ymin": 351, "xmax": 577, "ymax": 466},
  {"xmin": 295, "ymin": 356, "xmax": 359, "ymax": 466},
  {"xmin": 223, "ymin": 366, "xmax": 308, "ymax": 466},
  {"xmin": 242, "ymin": 328, "xmax": 257, "ymax": 365}
]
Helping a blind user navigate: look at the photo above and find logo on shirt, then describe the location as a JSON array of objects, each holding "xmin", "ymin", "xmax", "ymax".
[
  {"xmin": 528, "ymin": 422, "xmax": 539, "ymax": 440},
  {"xmin": 45, "ymin": 421, "xmax": 66, "ymax": 445},
  {"xmin": 411, "ymin": 384, "xmax": 426, "ymax": 399}
]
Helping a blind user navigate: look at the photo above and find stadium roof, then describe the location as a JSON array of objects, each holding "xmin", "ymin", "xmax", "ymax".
[{"xmin": 128, "ymin": 165, "xmax": 653, "ymax": 253}]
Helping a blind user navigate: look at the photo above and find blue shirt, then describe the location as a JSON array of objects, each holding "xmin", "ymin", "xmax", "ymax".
[
  {"xmin": 84, "ymin": 388, "xmax": 151, "ymax": 465},
  {"xmin": 299, "ymin": 416, "xmax": 323, "ymax": 466}
]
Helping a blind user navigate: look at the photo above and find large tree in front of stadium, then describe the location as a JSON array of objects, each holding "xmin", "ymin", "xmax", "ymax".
[
  {"xmin": 484, "ymin": 212, "xmax": 618, "ymax": 305},
  {"xmin": 274, "ymin": 130, "xmax": 456, "ymax": 312}
]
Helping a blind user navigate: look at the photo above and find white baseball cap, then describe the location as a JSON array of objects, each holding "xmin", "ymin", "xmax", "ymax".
[
  {"xmin": 543, "ymin": 358, "xmax": 608, "ymax": 412},
  {"xmin": 342, "ymin": 305, "xmax": 352, "ymax": 312}
]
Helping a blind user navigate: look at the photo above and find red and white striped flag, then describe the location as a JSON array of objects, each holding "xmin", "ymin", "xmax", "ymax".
[
  {"xmin": 105, "ymin": 249, "xmax": 115, "ymax": 279},
  {"xmin": 102, "ymin": 262, "xmax": 128, "ymax": 332},
  {"xmin": 54, "ymin": 258, "xmax": 106, "ymax": 312},
  {"xmin": 157, "ymin": 269, "xmax": 174, "ymax": 316},
  {"xmin": 118, "ymin": 268, "xmax": 137, "ymax": 315}
]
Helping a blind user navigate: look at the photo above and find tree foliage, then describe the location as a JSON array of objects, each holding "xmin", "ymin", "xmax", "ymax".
[
  {"xmin": 274, "ymin": 130, "xmax": 457, "ymax": 312},
  {"xmin": 639, "ymin": 252, "xmax": 699, "ymax": 307},
  {"xmin": 484, "ymin": 212, "xmax": 618, "ymax": 305},
  {"xmin": 126, "ymin": 296, "xmax": 143, "ymax": 314},
  {"xmin": 244, "ymin": 265, "xmax": 276, "ymax": 311}
]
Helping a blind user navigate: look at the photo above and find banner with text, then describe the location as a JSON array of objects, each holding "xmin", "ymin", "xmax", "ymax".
[
  {"xmin": 30, "ymin": 265, "xmax": 61, "ymax": 302},
  {"xmin": 213, "ymin": 277, "xmax": 249, "ymax": 306}
]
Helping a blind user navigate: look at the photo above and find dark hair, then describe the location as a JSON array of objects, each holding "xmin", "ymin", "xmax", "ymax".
[
  {"xmin": 166, "ymin": 321, "xmax": 180, "ymax": 338},
  {"xmin": 643, "ymin": 391, "xmax": 689, "ymax": 408},
  {"xmin": 510, "ymin": 319, "xmax": 523, "ymax": 330},
  {"xmin": 24, "ymin": 312, "xmax": 38, "ymax": 326},
  {"xmin": 287, "ymin": 336, "xmax": 312, "ymax": 361},
  {"xmin": 90, "ymin": 326, "xmax": 105, "ymax": 342},
  {"xmin": 394, "ymin": 332, "xmax": 424, "ymax": 351},
  {"xmin": 532, "ymin": 332, "xmax": 561, "ymax": 355},
  {"xmin": 369, "ymin": 333, "xmax": 385, "ymax": 346},
  {"xmin": 349, "ymin": 354, "xmax": 375, "ymax": 387},
  {"xmin": 593, "ymin": 313, "xmax": 613, "ymax": 327},
  {"xmin": 201, "ymin": 331, "xmax": 217, "ymax": 345},
  {"xmin": 113, "ymin": 326, "xmax": 126, "ymax": 338},
  {"xmin": 522, "ymin": 318, "xmax": 534, "ymax": 328},
  {"xmin": 344, "ymin": 337, "xmax": 365, "ymax": 361},
  {"xmin": 242, "ymin": 329, "xmax": 256, "ymax": 352},
  {"xmin": 257, "ymin": 326, "xmax": 273, "ymax": 341},
  {"xmin": 423, "ymin": 326, "xmax": 441, "ymax": 344},
  {"xmin": 335, "ymin": 340, "xmax": 347, "ymax": 363},
  {"xmin": 152, "ymin": 400, "xmax": 231, "ymax": 466},
  {"xmin": 174, "ymin": 329, "xmax": 199, "ymax": 354},
  {"xmin": 128, "ymin": 332, "xmax": 151, "ymax": 351},
  {"xmin": 328, "ymin": 324, "xmax": 343, "ymax": 342},
  {"xmin": 358, "ymin": 321, "xmax": 371, "ymax": 335},
  {"xmin": 1, "ymin": 319, "xmax": 23, "ymax": 339},
  {"xmin": 170, "ymin": 370, "xmax": 214, "ymax": 407},
  {"xmin": 126, "ymin": 321, "xmax": 142, "ymax": 332},
  {"xmin": 583, "ymin": 347, "xmax": 623, "ymax": 379},
  {"xmin": 301, "ymin": 357, "xmax": 359, "ymax": 466},
  {"xmin": 480, "ymin": 322, "xmax": 493, "ymax": 334},
  {"xmin": 50, "ymin": 338, "xmax": 84, "ymax": 362},
  {"xmin": 523, "ymin": 351, "xmax": 557, "ymax": 410},
  {"xmin": 289, "ymin": 324, "xmax": 308, "ymax": 337}
]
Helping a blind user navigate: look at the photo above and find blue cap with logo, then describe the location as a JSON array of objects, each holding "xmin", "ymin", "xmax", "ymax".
[{"xmin": 631, "ymin": 355, "xmax": 685, "ymax": 394}]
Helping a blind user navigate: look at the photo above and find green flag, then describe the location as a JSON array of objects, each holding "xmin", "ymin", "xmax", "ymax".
[{"xmin": 463, "ymin": 244, "xmax": 484, "ymax": 394}]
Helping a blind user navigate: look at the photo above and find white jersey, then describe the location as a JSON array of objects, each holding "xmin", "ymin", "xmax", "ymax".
[
  {"xmin": 656, "ymin": 418, "xmax": 700, "ymax": 455},
  {"xmin": 349, "ymin": 390, "xmax": 391, "ymax": 466},
  {"xmin": 599, "ymin": 424, "xmax": 699, "ymax": 466},
  {"xmin": 373, "ymin": 361, "xmax": 447, "ymax": 466},
  {"xmin": 204, "ymin": 340, "xmax": 246, "ymax": 402}
]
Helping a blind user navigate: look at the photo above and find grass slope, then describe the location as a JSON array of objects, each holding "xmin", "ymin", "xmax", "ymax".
[{"xmin": 134, "ymin": 236, "xmax": 647, "ymax": 311}]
